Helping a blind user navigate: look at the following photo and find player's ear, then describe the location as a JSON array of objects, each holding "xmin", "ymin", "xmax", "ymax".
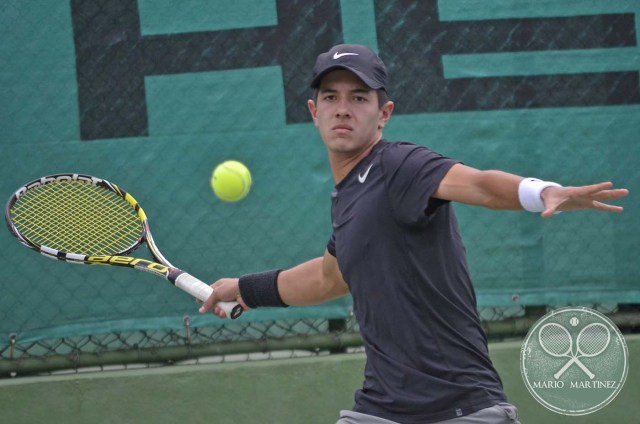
[
  {"xmin": 378, "ymin": 100, "xmax": 394, "ymax": 129},
  {"xmin": 307, "ymin": 99, "xmax": 319, "ymax": 127}
]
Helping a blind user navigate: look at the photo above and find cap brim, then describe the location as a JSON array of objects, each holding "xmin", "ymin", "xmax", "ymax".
[{"xmin": 310, "ymin": 65, "xmax": 384, "ymax": 90}]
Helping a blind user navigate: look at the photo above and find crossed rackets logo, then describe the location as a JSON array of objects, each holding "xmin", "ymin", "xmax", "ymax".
[
  {"xmin": 538, "ymin": 322, "xmax": 611, "ymax": 380},
  {"xmin": 520, "ymin": 307, "xmax": 628, "ymax": 416}
]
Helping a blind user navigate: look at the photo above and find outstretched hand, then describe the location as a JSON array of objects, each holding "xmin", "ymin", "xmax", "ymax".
[{"xmin": 540, "ymin": 182, "xmax": 629, "ymax": 218}]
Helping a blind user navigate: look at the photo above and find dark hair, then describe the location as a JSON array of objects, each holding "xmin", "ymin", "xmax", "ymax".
[
  {"xmin": 376, "ymin": 90, "xmax": 389, "ymax": 109},
  {"xmin": 312, "ymin": 88, "xmax": 390, "ymax": 110}
]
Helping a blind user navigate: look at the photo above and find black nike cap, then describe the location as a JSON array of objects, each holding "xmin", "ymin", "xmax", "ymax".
[{"xmin": 310, "ymin": 44, "xmax": 388, "ymax": 91}]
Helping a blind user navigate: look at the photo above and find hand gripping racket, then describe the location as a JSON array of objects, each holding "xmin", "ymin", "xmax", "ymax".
[{"xmin": 5, "ymin": 173, "xmax": 243, "ymax": 319}]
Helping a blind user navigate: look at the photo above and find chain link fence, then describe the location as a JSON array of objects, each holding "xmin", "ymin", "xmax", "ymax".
[{"xmin": 5, "ymin": 304, "xmax": 640, "ymax": 377}]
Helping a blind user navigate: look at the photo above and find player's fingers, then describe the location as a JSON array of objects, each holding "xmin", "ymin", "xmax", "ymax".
[
  {"xmin": 581, "ymin": 181, "xmax": 614, "ymax": 194},
  {"xmin": 198, "ymin": 290, "xmax": 220, "ymax": 314},
  {"xmin": 574, "ymin": 183, "xmax": 629, "ymax": 201},
  {"xmin": 559, "ymin": 182, "xmax": 611, "ymax": 201},
  {"xmin": 212, "ymin": 305, "xmax": 229, "ymax": 319},
  {"xmin": 591, "ymin": 188, "xmax": 629, "ymax": 202},
  {"xmin": 591, "ymin": 201, "xmax": 624, "ymax": 213}
]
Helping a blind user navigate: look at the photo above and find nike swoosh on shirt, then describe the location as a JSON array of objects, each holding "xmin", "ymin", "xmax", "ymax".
[
  {"xmin": 358, "ymin": 164, "xmax": 373, "ymax": 183},
  {"xmin": 333, "ymin": 52, "xmax": 358, "ymax": 59}
]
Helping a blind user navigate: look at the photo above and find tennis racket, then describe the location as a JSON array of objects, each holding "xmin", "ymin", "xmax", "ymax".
[
  {"xmin": 538, "ymin": 323, "xmax": 594, "ymax": 379},
  {"xmin": 5, "ymin": 173, "xmax": 243, "ymax": 319},
  {"xmin": 553, "ymin": 322, "xmax": 610, "ymax": 380}
]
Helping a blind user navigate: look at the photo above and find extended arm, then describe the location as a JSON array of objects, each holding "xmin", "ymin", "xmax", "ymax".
[{"xmin": 434, "ymin": 164, "xmax": 628, "ymax": 217}]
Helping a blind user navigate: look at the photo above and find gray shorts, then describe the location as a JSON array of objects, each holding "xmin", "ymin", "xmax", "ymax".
[{"xmin": 337, "ymin": 403, "xmax": 520, "ymax": 424}]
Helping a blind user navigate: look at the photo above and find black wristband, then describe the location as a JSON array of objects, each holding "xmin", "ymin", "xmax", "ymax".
[{"xmin": 238, "ymin": 269, "xmax": 287, "ymax": 308}]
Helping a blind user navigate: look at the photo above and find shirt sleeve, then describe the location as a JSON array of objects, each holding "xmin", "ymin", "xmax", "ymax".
[
  {"xmin": 382, "ymin": 142, "xmax": 459, "ymax": 226},
  {"xmin": 326, "ymin": 232, "xmax": 336, "ymax": 257}
]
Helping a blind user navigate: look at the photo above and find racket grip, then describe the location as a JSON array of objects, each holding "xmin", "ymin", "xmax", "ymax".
[{"xmin": 173, "ymin": 272, "xmax": 243, "ymax": 319}]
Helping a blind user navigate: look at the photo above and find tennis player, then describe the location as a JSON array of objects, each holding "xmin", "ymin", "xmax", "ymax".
[{"xmin": 200, "ymin": 44, "xmax": 628, "ymax": 423}]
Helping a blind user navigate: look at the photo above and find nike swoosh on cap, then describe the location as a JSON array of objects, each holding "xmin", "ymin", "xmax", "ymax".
[{"xmin": 333, "ymin": 52, "xmax": 359, "ymax": 59}]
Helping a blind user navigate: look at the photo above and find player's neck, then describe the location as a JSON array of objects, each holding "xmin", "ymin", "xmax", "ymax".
[{"xmin": 328, "ymin": 138, "xmax": 381, "ymax": 184}]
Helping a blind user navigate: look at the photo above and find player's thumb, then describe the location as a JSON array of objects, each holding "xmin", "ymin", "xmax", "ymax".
[{"xmin": 541, "ymin": 206, "xmax": 556, "ymax": 218}]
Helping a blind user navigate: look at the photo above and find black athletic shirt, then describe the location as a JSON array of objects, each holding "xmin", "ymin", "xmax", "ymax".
[{"xmin": 327, "ymin": 140, "xmax": 507, "ymax": 423}]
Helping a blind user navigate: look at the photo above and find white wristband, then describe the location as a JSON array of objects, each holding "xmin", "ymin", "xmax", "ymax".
[{"xmin": 518, "ymin": 178, "xmax": 561, "ymax": 212}]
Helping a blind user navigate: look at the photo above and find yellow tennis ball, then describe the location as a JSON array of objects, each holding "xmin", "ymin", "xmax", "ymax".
[{"xmin": 211, "ymin": 160, "xmax": 252, "ymax": 202}]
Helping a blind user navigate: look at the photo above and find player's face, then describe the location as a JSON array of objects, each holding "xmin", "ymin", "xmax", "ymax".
[{"xmin": 308, "ymin": 70, "xmax": 392, "ymax": 158}]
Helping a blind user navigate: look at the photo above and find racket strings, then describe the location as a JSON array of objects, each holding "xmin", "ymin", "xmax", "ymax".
[
  {"xmin": 577, "ymin": 324, "xmax": 610, "ymax": 355},
  {"xmin": 539, "ymin": 324, "xmax": 572, "ymax": 355},
  {"xmin": 10, "ymin": 181, "xmax": 143, "ymax": 255}
]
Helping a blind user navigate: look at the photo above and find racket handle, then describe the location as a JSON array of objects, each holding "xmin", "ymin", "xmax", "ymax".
[
  {"xmin": 173, "ymin": 272, "xmax": 243, "ymax": 319},
  {"xmin": 554, "ymin": 359, "xmax": 574, "ymax": 379},
  {"xmin": 554, "ymin": 357, "xmax": 595, "ymax": 380}
]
